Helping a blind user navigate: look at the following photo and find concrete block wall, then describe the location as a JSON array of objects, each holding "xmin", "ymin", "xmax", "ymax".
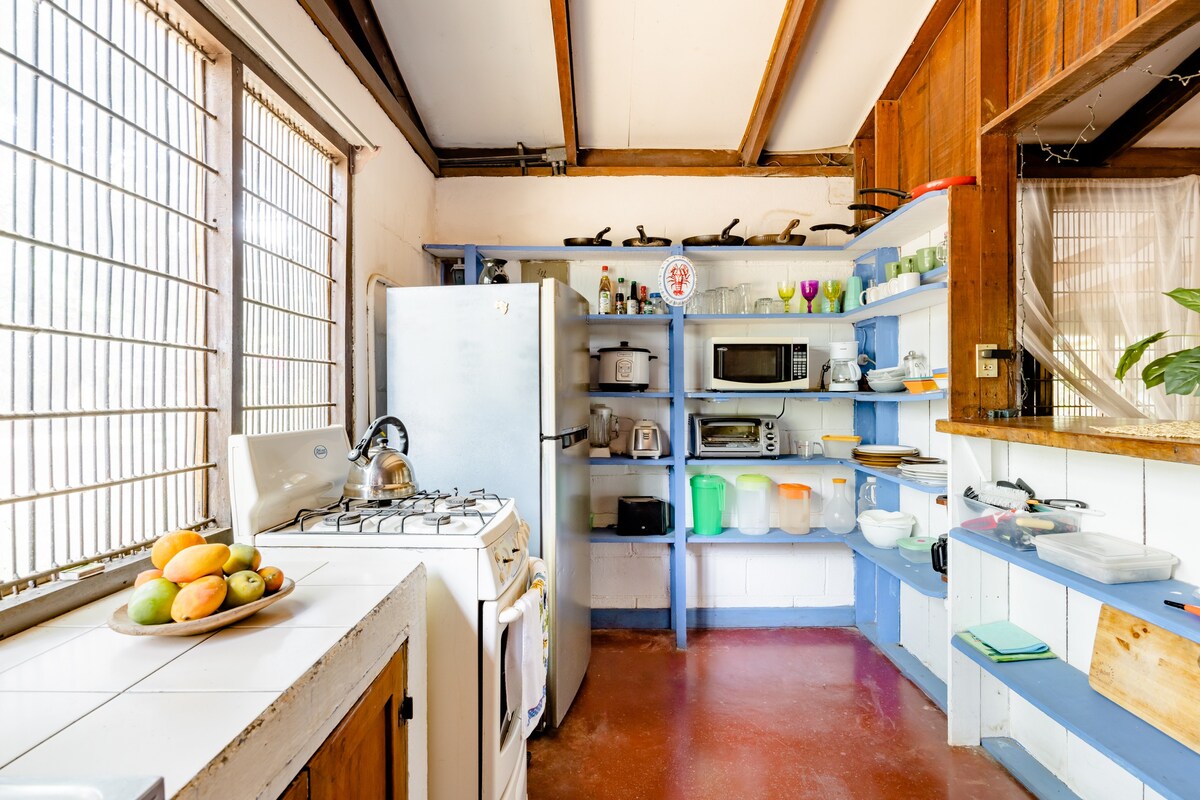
[{"xmin": 950, "ymin": 437, "xmax": 1200, "ymax": 800}]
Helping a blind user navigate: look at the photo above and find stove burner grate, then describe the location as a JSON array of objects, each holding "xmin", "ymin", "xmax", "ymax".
[{"xmin": 267, "ymin": 487, "xmax": 504, "ymax": 533}]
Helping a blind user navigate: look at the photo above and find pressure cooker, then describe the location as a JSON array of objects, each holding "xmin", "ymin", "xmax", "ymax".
[{"xmin": 592, "ymin": 341, "xmax": 657, "ymax": 392}]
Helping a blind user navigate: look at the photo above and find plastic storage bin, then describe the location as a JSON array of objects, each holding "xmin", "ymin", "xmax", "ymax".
[
  {"xmin": 956, "ymin": 494, "xmax": 1083, "ymax": 551},
  {"xmin": 779, "ymin": 483, "xmax": 811, "ymax": 535},
  {"xmin": 690, "ymin": 475, "xmax": 726, "ymax": 536},
  {"xmin": 898, "ymin": 535, "xmax": 936, "ymax": 563},
  {"xmin": 821, "ymin": 435, "xmax": 861, "ymax": 460},
  {"xmin": 735, "ymin": 474, "xmax": 772, "ymax": 535},
  {"xmin": 1034, "ymin": 532, "xmax": 1178, "ymax": 584}
]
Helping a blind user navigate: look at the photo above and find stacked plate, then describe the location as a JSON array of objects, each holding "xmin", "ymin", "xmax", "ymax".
[
  {"xmin": 898, "ymin": 456, "xmax": 948, "ymax": 486},
  {"xmin": 852, "ymin": 444, "xmax": 919, "ymax": 468},
  {"xmin": 866, "ymin": 365, "xmax": 907, "ymax": 393}
]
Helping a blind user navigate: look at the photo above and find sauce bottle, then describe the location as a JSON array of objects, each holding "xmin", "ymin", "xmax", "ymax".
[{"xmin": 598, "ymin": 265, "xmax": 612, "ymax": 314}]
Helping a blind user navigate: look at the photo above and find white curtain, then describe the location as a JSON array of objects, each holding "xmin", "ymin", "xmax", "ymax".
[{"xmin": 1017, "ymin": 176, "xmax": 1200, "ymax": 419}]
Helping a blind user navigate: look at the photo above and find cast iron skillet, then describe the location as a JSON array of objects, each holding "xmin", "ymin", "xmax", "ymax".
[
  {"xmin": 622, "ymin": 225, "xmax": 672, "ymax": 247},
  {"xmin": 564, "ymin": 227, "xmax": 612, "ymax": 247},
  {"xmin": 682, "ymin": 218, "xmax": 744, "ymax": 247},
  {"xmin": 745, "ymin": 219, "xmax": 806, "ymax": 247}
]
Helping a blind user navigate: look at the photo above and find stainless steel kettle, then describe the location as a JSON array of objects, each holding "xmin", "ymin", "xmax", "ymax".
[{"xmin": 344, "ymin": 415, "xmax": 418, "ymax": 500}]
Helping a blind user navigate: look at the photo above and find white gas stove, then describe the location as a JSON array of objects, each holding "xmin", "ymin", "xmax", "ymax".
[{"xmin": 229, "ymin": 426, "xmax": 534, "ymax": 800}]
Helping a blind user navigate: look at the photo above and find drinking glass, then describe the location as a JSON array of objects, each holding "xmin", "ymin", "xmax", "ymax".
[
  {"xmin": 822, "ymin": 279, "xmax": 843, "ymax": 313},
  {"xmin": 754, "ymin": 297, "xmax": 773, "ymax": 314},
  {"xmin": 777, "ymin": 280, "xmax": 796, "ymax": 313},
  {"xmin": 720, "ymin": 287, "xmax": 738, "ymax": 316},
  {"xmin": 799, "ymin": 280, "xmax": 820, "ymax": 313},
  {"xmin": 935, "ymin": 233, "xmax": 949, "ymax": 268},
  {"xmin": 736, "ymin": 283, "xmax": 753, "ymax": 314}
]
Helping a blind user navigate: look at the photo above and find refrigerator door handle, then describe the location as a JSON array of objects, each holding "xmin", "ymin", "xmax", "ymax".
[{"xmin": 541, "ymin": 425, "xmax": 588, "ymax": 449}]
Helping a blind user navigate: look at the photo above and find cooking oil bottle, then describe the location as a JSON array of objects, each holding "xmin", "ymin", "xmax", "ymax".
[{"xmin": 598, "ymin": 265, "xmax": 613, "ymax": 314}]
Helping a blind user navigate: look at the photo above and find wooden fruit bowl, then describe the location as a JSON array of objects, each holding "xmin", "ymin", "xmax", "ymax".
[{"xmin": 107, "ymin": 578, "xmax": 295, "ymax": 636}]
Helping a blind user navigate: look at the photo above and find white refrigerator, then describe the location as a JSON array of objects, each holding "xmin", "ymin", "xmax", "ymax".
[{"xmin": 387, "ymin": 279, "xmax": 591, "ymax": 727}]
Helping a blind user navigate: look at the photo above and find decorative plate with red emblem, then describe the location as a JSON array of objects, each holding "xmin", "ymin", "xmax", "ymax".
[{"xmin": 657, "ymin": 255, "xmax": 697, "ymax": 306}]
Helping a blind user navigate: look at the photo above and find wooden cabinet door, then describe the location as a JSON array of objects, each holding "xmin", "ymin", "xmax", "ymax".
[
  {"xmin": 279, "ymin": 769, "xmax": 309, "ymax": 800},
  {"xmin": 306, "ymin": 642, "xmax": 409, "ymax": 800}
]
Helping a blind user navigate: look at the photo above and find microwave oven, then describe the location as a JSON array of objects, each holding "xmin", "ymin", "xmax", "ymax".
[{"xmin": 706, "ymin": 336, "xmax": 820, "ymax": 391}]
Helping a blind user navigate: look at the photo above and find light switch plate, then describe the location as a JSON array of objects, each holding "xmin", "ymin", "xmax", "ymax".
[{"xmin": 976, "ymin": 344, "xmax": 999, "ymax": 378}]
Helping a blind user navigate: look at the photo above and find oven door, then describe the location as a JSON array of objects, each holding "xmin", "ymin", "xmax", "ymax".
[{"xmin": 481, "ymin": 559, "xmax": 533, "ymax": 800}]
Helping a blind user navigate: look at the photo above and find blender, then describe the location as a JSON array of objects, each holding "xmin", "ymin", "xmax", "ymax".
[
  {"xmin": 828, "ymin": 341, "xmax": 862, "ymax": 392},
  {"xmin": 589, "ymin": 404, "xmax": 616, "ymax": 457}
]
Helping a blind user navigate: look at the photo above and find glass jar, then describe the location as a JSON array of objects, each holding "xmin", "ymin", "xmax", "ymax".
[
  {"xmin": 903, "ymin": 350, "xmax": 930, "ymax": 378},
  {"xmin": 779, "ymin": 483, "xmax": 811, "ymax": 535},
  {"xmin": 826, "ymin": 477, "xmax": 856, "ymax": 535}
]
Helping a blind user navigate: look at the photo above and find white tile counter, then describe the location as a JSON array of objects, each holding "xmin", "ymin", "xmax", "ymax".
[{"xmin": 0, "ymin": 549, "xmax": 428, "ymax": 799}]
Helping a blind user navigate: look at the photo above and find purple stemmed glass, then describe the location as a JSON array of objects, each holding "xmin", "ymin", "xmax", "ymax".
[{"xmin": 799, "ymin": 280, "xmax": 820, "ymax": 313}]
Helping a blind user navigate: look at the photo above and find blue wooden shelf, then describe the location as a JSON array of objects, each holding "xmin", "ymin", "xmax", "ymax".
[
  {"xmin": 589, "ymin": 456, "xmax": 673, "ymax": 467},
  {"xmin": 952, "ymin": 636, "xmax": 1200, "ymax": 800},
  {"xmin": 586, "ymin": 314, "xmax": 671, "ymax": 324},
  {"xmin": 684, "ymin": 390, "xmax": 945, "ymax": 402},
  {"xmin": 859, "ymin": 621, "xmax": 947, "ymax": 710},
  {"xmin": 850, "ymin": 463, "xmax": 946, "ymax": 493},
  {"xmin": 920, "ymin": 265, "xmax": 949, "ymax": 283},
  {"xmin": 685, "ymin": 456, "xmax": 845, "ymax": 467},
  {"xmin": 843, "ymin": 283, "xmax": 948, "ymax": 322},
  {"xmin": 588, "ymin": 391, "xmax": 673, "ymax": 399},
  {"xmin": 590, "ymin": 529, "xmax": 675, "ymax": 544},
  {"xmin": 981, "ymin": 738, "xmax": 1081, "ymax": 800},
  {"xmin": 686, "ymin": 528, "xmax": 848, "ymax": 544},
  {"xmin": 844, "ymin": 532, "xmax": 947, "ymax": 598},
  {"xmin": 685, "ymin": 312, "xmax": 842, "ymax": 322},
  {"xmin": 950, "ymin": 527, "xmax": 1200, "ymax": 646}
]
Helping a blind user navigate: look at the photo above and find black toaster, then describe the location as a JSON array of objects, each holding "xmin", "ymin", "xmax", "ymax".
[{"xmin": 617, "ymin": 496, "xmax": 670, "ymax": 536}]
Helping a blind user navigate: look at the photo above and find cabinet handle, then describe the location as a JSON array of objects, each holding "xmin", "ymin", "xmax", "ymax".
[{"xmin": 397, "ymin": 695, "xmax": 414, "ymax": 725}]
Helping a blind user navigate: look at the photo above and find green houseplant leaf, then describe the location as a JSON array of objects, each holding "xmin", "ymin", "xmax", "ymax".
[
  {"xmin": 1142, "ymin": 353, "xmax": 1179, "ymax": 389},
  {"xmin": 1165, "ymin": 288, "xmax": 1200, "ymax": 315},
  {"xmin": 1163, "ymin": 347, "xmax": 1200, "ymax": 395},
  {"xmin": 1115, "ymin": 331, "xmax": 1167, "ymax": 380}
]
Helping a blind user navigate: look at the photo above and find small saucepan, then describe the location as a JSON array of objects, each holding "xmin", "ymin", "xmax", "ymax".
[
  {"xmin": 564, "ymin": 227, "xmax": 612, "ymax": 247},
  {"xmin": 682, "ymin": 218, "xmax": 744, "ymax": 247},
  {"xmin": 745, "ymin": 219, "xmax": 807, "ymax": 247},
  {"xmin": 622, "ymin": 225, "xmax": 672, "ymax": 247}
]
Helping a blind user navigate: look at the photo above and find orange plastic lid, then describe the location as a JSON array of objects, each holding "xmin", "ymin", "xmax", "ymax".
[
  {"xmin": 832, "ymin": 478, "xmax": 847, "ymax": 484},
  {"xmin": 779, "ymin": 483, "xmax": 811, "ymax": 498},
  {"xmin": 822, "ymin": 435, "xmax": 861, "ymax": 442}
]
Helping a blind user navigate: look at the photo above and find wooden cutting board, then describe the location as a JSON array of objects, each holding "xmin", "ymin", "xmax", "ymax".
[{"xmin": 1089, "ymin": 604, "xmax": 1200, "ymax": 755}]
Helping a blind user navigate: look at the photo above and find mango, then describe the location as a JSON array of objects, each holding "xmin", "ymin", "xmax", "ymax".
[
  {"xmin": 222, "ymin": 543, "xmax": 262, "ymax": 575},
  {"xmin": 127, "ymin": 578, "xmax": 181, "ymax": 625},
  {"xmin": 150, "ymin": 530, "xmax": 206, "ymax": 570},
  {"xmin": 163, "ymin": 543, "xmax": 230, "ymax": 584},
  {"xmin": 225, "ymin": 570, "xmax": 266, "ymax": 607},
  {"xmin": 257, "ymin": 566, "xmax": 284, "ymax": 593},
  {"xmin": 171, "ymin": 575, "xmax": 227, "ymax": 622},
  {"xmin": 134, "ymin": 568, "xmax": 163, "ymax": 588}
]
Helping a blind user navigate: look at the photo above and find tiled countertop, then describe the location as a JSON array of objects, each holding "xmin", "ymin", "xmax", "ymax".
[{"xmin": 0, "ymin": 548, "xmax": 428, "ymax": 799}]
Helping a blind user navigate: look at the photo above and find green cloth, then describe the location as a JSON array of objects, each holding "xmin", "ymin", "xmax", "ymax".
[
  {"xmin": 957, "ymin": 632, "xmax": 1058, "ymax": 663},
  {"xmin": 967, "ymin": 620, "xmax": 1050, "ymax": 654}
]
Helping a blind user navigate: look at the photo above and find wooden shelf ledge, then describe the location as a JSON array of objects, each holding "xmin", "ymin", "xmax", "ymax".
[{"xmin": 936, "ymin": 416, "xmax": 1200, "ymax": 466}]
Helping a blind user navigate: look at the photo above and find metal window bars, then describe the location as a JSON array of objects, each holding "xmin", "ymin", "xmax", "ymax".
[
  {"xmin": 240, "ymin": 86, "xmax": 337, "ymax": 435},
  {"xmin": 0, "ymin": 0, "xmax": 214, "ymax": 594}
]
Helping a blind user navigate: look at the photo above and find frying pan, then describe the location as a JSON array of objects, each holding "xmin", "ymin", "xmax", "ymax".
[
  {"xmin": 745, "ymin": 219, "xmax": 807, "ymax": 247},
  {"xmin": 682, "ymin": 218, "xmax": 744, "ymax": 247},
  {"xmin": 563, "ymin": 227, "xmax": 612, "ymax": 247},
  {"xmin": 858, "ymin": 175, "xmax": 977, "ymax": 204},
  {"xmin": 622, "ymin": 225, "xmax": 672, "ymax": 247}
]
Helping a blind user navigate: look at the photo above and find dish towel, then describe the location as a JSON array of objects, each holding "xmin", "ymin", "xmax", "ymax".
[
  {"xmin": 967, "ymin": 621, "xmax": 1050, "ymax": 654},
  {"xmin": 514, "ymin": 556, "xmax": 548, "ymax": 737}
]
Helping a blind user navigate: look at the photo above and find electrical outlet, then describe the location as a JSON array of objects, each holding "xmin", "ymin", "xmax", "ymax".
[{"xmin": 976, "ymin": 344, "xmax": 999, "ymax": 378}]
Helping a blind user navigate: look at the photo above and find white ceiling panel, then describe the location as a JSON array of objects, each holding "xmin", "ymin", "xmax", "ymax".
[
  {"xmin": 1137, "ymin": 94, "xmax": 1200, "ymax": 147},
  {"xmin": 571, "ymin": 0, "xmax": 788, "ymax": 149},
  {"xmin": 767, "ymin": 0, "xmax": 936, "ymax": 152},
  {"xmin": 372, "ymin": 0, "xmax": 564, "ymax": 148}
]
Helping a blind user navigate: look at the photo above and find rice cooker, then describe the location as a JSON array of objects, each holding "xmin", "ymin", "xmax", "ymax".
[{"xmin": 593, "ymin": 341, "xmax": 657, "ymax": 391}]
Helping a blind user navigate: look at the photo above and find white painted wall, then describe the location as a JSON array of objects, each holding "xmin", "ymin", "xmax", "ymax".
[
  {"xmin": 948, "ymin": 436, "xmax": 1200, "ymax": 800},
  {"xmin": 200, "ymin": 0, "xmax": 439, "ymax": 431}
]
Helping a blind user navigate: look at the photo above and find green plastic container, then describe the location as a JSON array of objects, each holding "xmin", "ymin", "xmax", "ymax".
[{"xmin": 690, "ymin": 475, "xmax": 726, "ymax": 536}]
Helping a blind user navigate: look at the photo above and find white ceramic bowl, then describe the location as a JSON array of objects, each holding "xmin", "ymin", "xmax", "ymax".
[
  {"xmin": 857, "ymin": 510, "xmax": 917, "ymax": 548},
  {"xmin": 867, "ymin": 379, "xmax": 907, "ymax": 393}
]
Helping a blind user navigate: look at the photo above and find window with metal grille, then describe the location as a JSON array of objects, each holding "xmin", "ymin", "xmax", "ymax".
[
  {"xmin": 240, "ymin": 87, "xmax": 338, "ymax": 435},
  {"xmin": 0, "ymin": 0, "xmax": 215, "ymax": 593}
]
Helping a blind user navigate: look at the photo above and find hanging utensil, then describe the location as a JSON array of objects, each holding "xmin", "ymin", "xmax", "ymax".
[
  {"xmin": 564, "ymin": 227, "xmax": 612, "ymax": 247},
  {"xmin": 745, "ymin": 219, "xmax": 807, "ymax": 247},
  {"xmin": 682, "ymin": 218, "xmax": 744, "ymax": 247},
  {"xmin": 622, "ymin": 224, "xmax": 672, "ymax": 247}
]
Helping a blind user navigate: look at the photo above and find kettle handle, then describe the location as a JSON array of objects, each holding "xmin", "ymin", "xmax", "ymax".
[{"xmin": 348, "ymin": 415, "xmax": 409, "ymax": 461}]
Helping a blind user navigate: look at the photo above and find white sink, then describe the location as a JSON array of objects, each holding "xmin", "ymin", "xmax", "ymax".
[{"xmin": 0, "ymin": 778, "xmax": 163, "ymax": 800}]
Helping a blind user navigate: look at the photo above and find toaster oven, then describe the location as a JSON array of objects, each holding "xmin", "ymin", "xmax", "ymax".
[
  {"xmin": 706, "ymin": 336, "xmax": 820, "ymax": 391},
  {"xmin": 690, "ymin": 415, "xmax": 779, "ymax": 458}
]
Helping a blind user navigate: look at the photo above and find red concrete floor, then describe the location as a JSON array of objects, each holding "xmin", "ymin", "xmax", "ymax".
[{"xmin": 528, "ymin": 628, "xmax": 1034, "ymax": 800}]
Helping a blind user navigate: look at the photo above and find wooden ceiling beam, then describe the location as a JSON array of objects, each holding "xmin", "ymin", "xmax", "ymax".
[
  {"xmin": 983, "ymin": 0, "xmax": 1200, "ymax": 135},
  {"xmin": 1020, "ymin": 145, "xmax": 1200, "ymax": 178},
  {"xmin": 439, "ymin": 164, "xmax": 851, "ymax": 178},
  {"xmin": 296, "ymin": 0, "xmax": 440, "ymax": 175},
  {"xmin": 1076, "ymin": 45, "xmax": 1200, "ymax": 165},
  {"xmin": 578, "ymin": 148, "xmax": 741, "ymax": 168},
  {"xmin": 436, "ymin": 147, "xmax": 851, "ymax": 175},
  {"xmin": 548, "ymin": 0, "xmax": 579, "ymax": 165},
  {"xmin": 738, "ymin": 0, "xmax": 822, "ymax": 167}
]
